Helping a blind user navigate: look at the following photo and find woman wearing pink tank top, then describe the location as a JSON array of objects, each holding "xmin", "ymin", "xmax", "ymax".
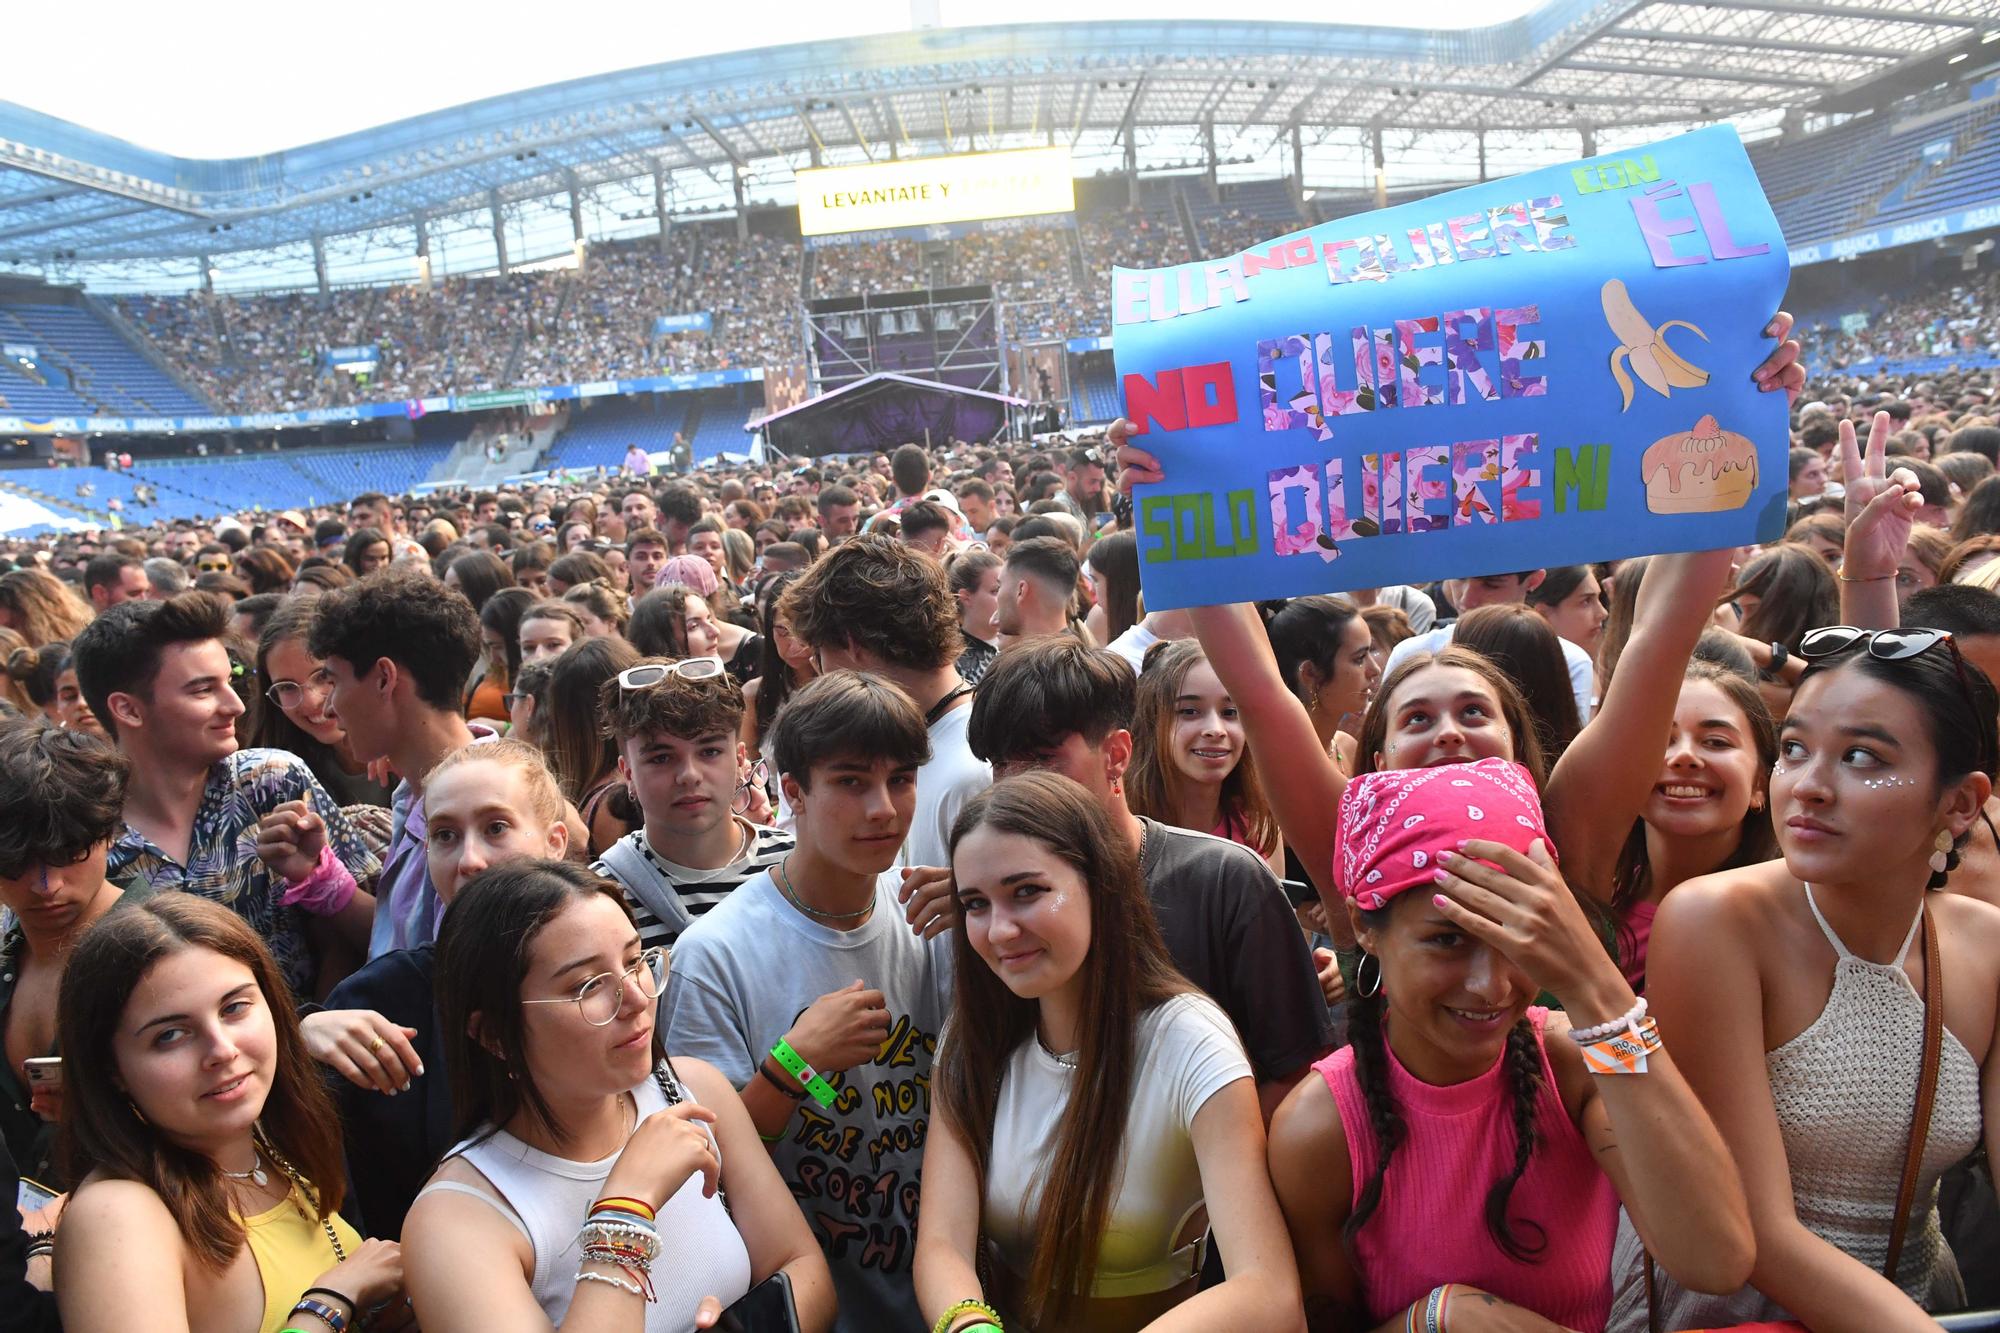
[{"xmin": 1266, "ymin": 759, "xmax": 1753, "ymax": 1332}]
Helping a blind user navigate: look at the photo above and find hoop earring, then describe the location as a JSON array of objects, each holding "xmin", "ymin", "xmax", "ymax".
[{"xmin": 1356, "ymin": 952, "xmax": 1384, "ymax": 999}]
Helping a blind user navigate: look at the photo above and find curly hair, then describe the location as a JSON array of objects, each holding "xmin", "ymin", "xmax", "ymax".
[
  {"xmin": 780, "ymin": 533, "xmax": 963, "ymax": 672},
  {"xmin": 0, "ymin": 722, "xmax": 130, "ymax": 879},
  {"xmin": 308, "ymin": 568, "xmax": 481, "ymax": 712},
  {"xmin": 598, "ymin": 656, "xmax": 745, "ymax": 746}
]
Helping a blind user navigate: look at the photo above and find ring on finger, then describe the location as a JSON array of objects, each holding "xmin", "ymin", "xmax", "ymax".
[{"xmin": 366, "ymin": 1035, "xmax": 387, "ymax": 1054}]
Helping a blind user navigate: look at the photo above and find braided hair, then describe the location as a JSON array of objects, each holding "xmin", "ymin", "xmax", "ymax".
[{"xmin": 1345, "ymin": 910, "xmax": 1549, "ymax": 1265}]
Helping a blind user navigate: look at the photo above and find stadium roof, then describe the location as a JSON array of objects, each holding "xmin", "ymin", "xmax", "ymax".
[{"xmin": 0, "ymin": 0, "xmax": 1989, "ymax": 278}]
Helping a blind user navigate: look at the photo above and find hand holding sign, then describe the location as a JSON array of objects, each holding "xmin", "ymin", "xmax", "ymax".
[{"xmin": 1112, "ymin": 125, "xmax": 1792, "ymax": 611}]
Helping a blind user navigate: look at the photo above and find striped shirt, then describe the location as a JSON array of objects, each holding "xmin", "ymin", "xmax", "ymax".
[{"xmin": 594, "ymin": 820, "xmax": 795, "ymax": 951}]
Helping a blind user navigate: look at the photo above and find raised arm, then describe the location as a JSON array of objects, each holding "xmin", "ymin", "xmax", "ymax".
[
  {"xmin": 1648, "ymin": 878, "xmax": 1940, "ymax": 1332},
  {"xmin": 1835, "ymin": 411, "xmax": 1921, "ymax": 631},
  {"xmin": 1190, "ymin": 601, "xmax": 1349, "ymax": 920},
  {"xmin": 1545, "ymin": 548, "xmax": 1737, "ymax": 896}
]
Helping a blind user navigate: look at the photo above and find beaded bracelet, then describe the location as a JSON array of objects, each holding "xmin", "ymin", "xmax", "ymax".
[
  {"xmin": 1568, "ymin": 996, "xmax": 1646, "ymax": 1045},
  {"xmin": 934, "ymin": 1297, "xmax": 1004, "ymax": 1333},
  {"xmin": 575, "ymin": 1269, "xmax": 644, "ymax": 1298}
]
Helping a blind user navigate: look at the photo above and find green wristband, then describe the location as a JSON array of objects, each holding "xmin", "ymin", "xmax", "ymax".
[{"xmin": 770, "ymin": 1038, "xmax": 838, "ymax": 1109}]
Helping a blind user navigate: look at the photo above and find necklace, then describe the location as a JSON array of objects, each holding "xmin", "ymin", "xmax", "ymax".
[
  {"xmin": 775, "ymin": 855, "xmax": 874, "ymax": 923},
  {"xmin": 220, "ymin": 1149, "xmax": 270, "ymax": 1189}
]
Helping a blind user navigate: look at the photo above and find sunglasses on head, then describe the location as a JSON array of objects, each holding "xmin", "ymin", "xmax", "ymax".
[
  {"xmin": 1799, "ymin": 625, "xmax": 1991, "ymax": 763},
  {"xmin": 616, "ymin": 657, "xmax": 727, "ymax": 691}
]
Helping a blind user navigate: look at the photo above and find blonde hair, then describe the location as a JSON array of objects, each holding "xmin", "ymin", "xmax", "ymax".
[
  {"xmin": 425, "ymin": 738, "xmax": 566, "ymax": 827},
  {"xmin": 561, "ymin": 581, "xmax": 630, "ymax": 636}
]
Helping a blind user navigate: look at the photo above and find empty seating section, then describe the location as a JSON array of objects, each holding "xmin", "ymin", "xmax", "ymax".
[
  {"xmin": 2, "ymin": 442, "xmax": 455, "ymax": 525},
  {"xmin": 0, "ymin": 301, "xmax": 210, "ymax": 417},
  {"xmin": 685, "ymin": 388, "xmax": 759, "ymax": 463},
  {"xmin": 547, "ymin": 396, "xmax": 691, "ymax": 470},
  {"xmin": 1752, "ymin": 97, "xmax": 2000, "ymax": 247},
  {"xmin": 1069, "ymin": 359, "xmax": 1120, "ymax": 425}
]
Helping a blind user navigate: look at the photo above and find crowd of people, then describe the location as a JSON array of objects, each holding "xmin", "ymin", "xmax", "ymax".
[
  {"xmin": 8, "ymin": 305, "xmax": 2000, "ymax": 1333},
  {"xmin": 1798, "ymin": 269, "xmax": 2000, "ymax": 372},
  {"xmin": 115, "ymin": 231, "xmax": 808, "ymax": 416},
  {"xmin": 106, "ymin": 201, "xmax": 1257, "ymax": 421}
]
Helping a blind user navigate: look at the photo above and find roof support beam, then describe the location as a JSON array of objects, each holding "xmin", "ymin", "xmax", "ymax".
[
  {"xmin": 1513, "ymin": 0, "xmax": 1647, "ymax": 86},
  {"xmin": 1684, "ymin": 0, "xmax": 1979, "ymax": 25},
  {"xmin": 1604, "ymin": 25, "xmax": 1897, "ymax": 59},
  {"xmin": 835, "ymin": 100, "xmax": 874, "ymax": 160},
  {"xmin": 689, "ymin": 112, "xmax": 744, "ymax": 167},
  {"xmin": 1559, "ymin": 58, "xmax": 1826, "ymax": 87}
]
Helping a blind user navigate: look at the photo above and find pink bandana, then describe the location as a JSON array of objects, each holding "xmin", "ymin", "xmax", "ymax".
[{"xmin": 1335, "ymin": 757, "xmax": 1552, "ymax": 910}]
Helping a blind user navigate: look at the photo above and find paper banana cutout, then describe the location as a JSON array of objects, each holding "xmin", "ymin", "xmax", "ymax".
[{"xmin": 1603, "ymin": 279, "xmax": 1710, "ymax": 411}]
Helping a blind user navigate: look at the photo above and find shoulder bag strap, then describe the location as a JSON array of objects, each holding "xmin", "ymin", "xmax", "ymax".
[{"xmin": 1884, "ymin": 906, "xmax": 1944, "ymax": 1283}]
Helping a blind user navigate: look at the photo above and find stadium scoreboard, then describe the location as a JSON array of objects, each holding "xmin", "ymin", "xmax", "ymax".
[{"xmin": 795, "ymin": 146, "xmax": 1075, "ymax": 236}]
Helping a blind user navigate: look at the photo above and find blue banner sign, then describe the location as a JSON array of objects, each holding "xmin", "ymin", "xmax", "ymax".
[
  {"xmin": 1787, "ymin": 198, "xmax": 2000, "ymax": 266},
  {"xmin": 653, "ymin": 313, "xmax": 713, "ymax": 334},
  {"xmin": 0, "ymin": 367, "xmax": 764, "ymax": 437},
  {"xmin": 1112, "ymin": 125, "xmax": 1790, "ymax": 611},
  {"xmin": 324, "ymin": 344, "xmax": 380, "ymax": 366}
]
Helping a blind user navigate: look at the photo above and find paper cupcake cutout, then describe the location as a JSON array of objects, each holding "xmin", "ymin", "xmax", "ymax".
[{"xmin": 1641, "ymin": 415, "xmax": 1757, "ymax": 514}]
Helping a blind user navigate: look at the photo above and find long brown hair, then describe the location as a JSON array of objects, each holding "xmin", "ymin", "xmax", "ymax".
[
  {"xmin": 57, "ymin": 892, "xmax": 345, "ymax": 1271},
  {"xmin": 1610, "ymin": 659, "xmax": 1778, "ymax": 977},
  {"xmin": 1355, "ymin": 644, "xmax": 1548, "ymax": 786},
  {"xmin": 0, "ymin": 568, "xmax": 92, "ymax": 648},
  {"xmin": 936, "ymin": 773, "xmax": 1193, "ymax": 1325},
  {"xmin": 435, "ymin": 859, "xmax": 658, "ymax": 1148},
  {"xmin": 1125, "ymin": 639, "xmax": 1279, "ymax": 857},
  {"xmin": 542, "ymin": 636, "xmax": 640, "ymax": 812}
]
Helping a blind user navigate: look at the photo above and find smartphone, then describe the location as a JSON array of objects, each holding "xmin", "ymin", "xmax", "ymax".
[
  {"xmin": 714, "ymin": 1271, "xmax": 800, "ymax": 1333},
  {"xmin": 1279, "ymin": 878, "xmax": 1318, "ymax": 910},
  {"xmin": 17, "ymin": 1177, "xmax": 55, "ymax": 1213},
  {"xmin": 22, "ymin": 1057, "xmax": 60, "ymax": 1090}
]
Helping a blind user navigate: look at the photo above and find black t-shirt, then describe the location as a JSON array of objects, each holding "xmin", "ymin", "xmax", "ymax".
[{"xmin": 1137, "ymin": 818, "xmax": 1332, "ymax": 1083}]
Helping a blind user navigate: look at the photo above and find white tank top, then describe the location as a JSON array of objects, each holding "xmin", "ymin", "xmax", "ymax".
[{"xmin": 420, "ymin": 1066, "xmax": 752, "ymax": 1330}]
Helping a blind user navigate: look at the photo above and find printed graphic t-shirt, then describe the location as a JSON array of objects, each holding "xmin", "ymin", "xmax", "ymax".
[{"xmin": 664, "ymin": 870, "xmax": 952, "ymax": 1333}]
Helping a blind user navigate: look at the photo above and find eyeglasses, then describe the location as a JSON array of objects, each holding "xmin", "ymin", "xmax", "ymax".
[
  {"xmin": 733, "ymin": 759, "xmax": 771, "ymax": 815},
  {"xmin": 267, "ymin": 667, "xmax": 334, "ymax": 711},
  {"xmin": 521, "ymin": 947, "xmax": 668, "ymax": 1026},
  {"xmin": 617, "ymin": 658, "xmax": 726, "ymax": 690},
  {"xmin": 1799, "ymin": 625, "xmax": 1991, "ymax": 766},
  {"xmin": 502, "ymin": 690, "xmax": 532, "ymax": 711},
  {"xmin": 195, "ymin": 560, "xmax": 231, "ymax": 573}
]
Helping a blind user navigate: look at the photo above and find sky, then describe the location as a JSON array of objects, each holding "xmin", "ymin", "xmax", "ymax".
[{"xmin": 11, "ymin": 0, "xmax": 1533, "ymax": 157}]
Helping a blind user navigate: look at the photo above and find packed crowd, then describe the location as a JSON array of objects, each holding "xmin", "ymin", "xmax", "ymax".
[
  {"xmin": 811, "ymin": 239, "xmax": 924, "ymax": 299},
  {"xmin": 1800, "ymin": 270, "xmax": 2000, "ymax": 371},
  {"xmin": 8, "ymin": 308, "xmax": 2000, "ymax": 1333},
  {"xmin": 115, "ymin": 231, "xmax": 808, "ymax": 416}
]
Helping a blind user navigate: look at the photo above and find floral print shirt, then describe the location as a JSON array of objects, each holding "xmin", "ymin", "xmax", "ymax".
[{"xmin": 106, "ymin": 748, "xmax": 381, "ymax": 997}]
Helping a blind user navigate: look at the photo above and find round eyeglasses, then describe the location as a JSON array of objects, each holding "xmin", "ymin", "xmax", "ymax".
[
  {"xmin": 520, "ymin": 947, "xmax": 668, "ymax": 1026},
  {"xmin": 267, "ymin": 667, "xmax": 335, "ymax": 712}
]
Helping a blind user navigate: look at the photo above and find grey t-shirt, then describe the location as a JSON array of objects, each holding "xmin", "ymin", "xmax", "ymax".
[{"xmin": 664, "ymin": 869, "xmax": 953, "ymax": 1333}]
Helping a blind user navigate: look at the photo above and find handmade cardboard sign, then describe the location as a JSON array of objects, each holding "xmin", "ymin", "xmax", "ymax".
[{"xmin": 1112, "ymin": 125, "xmax": 1790, "ymax": 610}]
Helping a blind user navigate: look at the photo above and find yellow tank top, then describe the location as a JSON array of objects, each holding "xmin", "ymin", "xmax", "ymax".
[{"xmin": 240, "ymin": 1185, "xmax": 363, "ymax": 1333}]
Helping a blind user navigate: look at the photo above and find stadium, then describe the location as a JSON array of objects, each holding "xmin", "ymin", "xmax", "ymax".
[{"xmin": 0, "ymin": 0, "xmax": 1992, "ymax": 534}]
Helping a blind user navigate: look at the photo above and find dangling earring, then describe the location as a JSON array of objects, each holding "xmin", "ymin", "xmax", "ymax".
[
  {"xmin": 1932, "ymin": 829, "xmax": 1954, "ymax": 875},
  {"xmin": 1355, "ymin": 952, "xmax": 1384, "ymax": 998},
  {"xmin": 128, "ymin": 1098, "xmax": 148, "ymax": 1124}
]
